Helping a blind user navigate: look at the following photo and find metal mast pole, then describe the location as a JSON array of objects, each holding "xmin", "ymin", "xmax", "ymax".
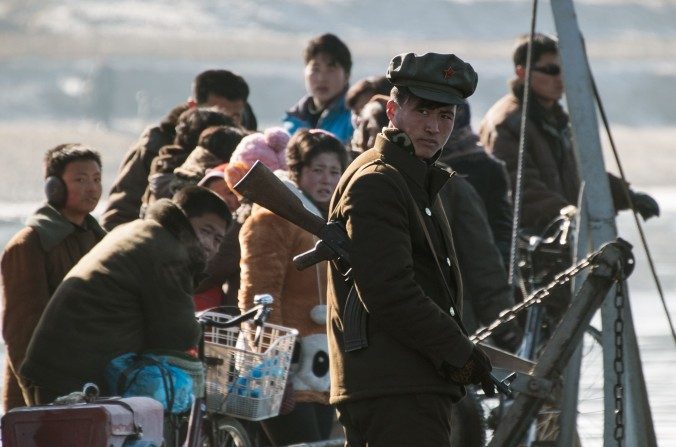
[{"xmin": 549, "ymin": 1, "xmax": 658, "ymax": 446}]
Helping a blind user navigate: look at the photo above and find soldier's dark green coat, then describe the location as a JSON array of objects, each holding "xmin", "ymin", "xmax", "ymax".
[{"xmin": 327, "ymin": 133, "xmax": 474, "ymax": 405}]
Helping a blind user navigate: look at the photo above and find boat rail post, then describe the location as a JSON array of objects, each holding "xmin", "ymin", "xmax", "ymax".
[{"xmin": 550, "ymin": 1, "xmax": 657, "ymax": 446}]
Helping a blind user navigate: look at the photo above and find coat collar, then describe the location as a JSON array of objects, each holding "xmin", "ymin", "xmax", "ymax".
[
  {"xmin": 373, "ymin": 132, "xmax": 452, "ymax": 199},
  {"xmin": 510, "ymin": 81, "xmax": 569, "ymax": 130},
  {"xmin": 26, "ymin": 204, "xmax": 106, "ymax": 252},
  {"xmin": 286, "ymin": 87, "xmax": 349, "ymax": 121},
  {"xmin": 144, "ymin": 199, "xmax": 207, "ymax": 281}
]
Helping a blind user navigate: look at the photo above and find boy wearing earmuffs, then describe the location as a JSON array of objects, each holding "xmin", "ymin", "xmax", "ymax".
[{"xmin": 1, "ymin": 144, "xmax": 105, "ymax": 412}]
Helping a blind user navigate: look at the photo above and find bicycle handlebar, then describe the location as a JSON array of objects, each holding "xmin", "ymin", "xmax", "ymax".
[{"xmin": 196, "ymin": 302, "xmax": 272, "ymax": 330}]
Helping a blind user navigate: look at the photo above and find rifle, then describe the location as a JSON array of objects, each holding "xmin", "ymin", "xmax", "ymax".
[
  {"xmin": 233, "ymin": 160, "xmax": 351, "ymax": 272},
  {"xmin": 233, "ymin": 160, "xmax": 513, "ymax": 395}
]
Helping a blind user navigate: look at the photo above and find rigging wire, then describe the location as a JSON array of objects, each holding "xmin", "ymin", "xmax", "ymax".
[
  {"xmin": 589, "ymin": 73, "xmax": 676, "ymax": 346},
  {"xmin": 508, "ymin": 0, "xmax": 539, "ymax": 286}
]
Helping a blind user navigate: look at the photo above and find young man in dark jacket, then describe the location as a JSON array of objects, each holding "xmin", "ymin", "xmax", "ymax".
[
  {"xmin": 101, "ymin": 69, "xmax": 254, "ymax": 231},
  {"xmin": 20, "ymin": 186, "xmax": 231, "ymax": 405},
  {"xmin": 327, "ymin": 52, "xmax": 495, "ymax": 447},
  {"xmin": 440, "ymin": 100, "xmax": 513, "ymax": 265},
  {"xmin": 479, "ymin": 33, "xmax": 659, "ymax": 233},
  {"xmin": 1, "ymin": 144, "xmax": 106, "ymax": 411},
  {"xmin": 283, "ymin": 33, "xmax": 354, "ymax": 144}
]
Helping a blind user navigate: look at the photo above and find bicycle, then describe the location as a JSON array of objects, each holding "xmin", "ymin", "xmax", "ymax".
[{"xmin": 169, "ymin": 294, "xmax": 298, "ymax": 447}]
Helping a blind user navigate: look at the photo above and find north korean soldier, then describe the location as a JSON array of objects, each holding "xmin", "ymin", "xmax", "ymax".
[{"xmin": 326, "ymin": 52, "xmax": 496, "ymax": 447}]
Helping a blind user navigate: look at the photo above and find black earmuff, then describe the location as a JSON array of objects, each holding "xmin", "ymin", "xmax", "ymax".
[{"xmin": 45, "ymin": 176, "xmax": 68, "ymax": 209}]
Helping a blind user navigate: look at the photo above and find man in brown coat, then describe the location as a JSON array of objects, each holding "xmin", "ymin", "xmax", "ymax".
[
  {"xmin": 480, "ymin": 33, "xmax": 659, "ymax": 233},
  {"xmin": 1, "ymin": 144, "xmax": 106, "ymax": 411},
  {"xmin": 21, "ymin": 186, "xmax": 231, "ymax": 404},
  {"xmin": 327, "ymin": 53, "xmax": 495, "ymax": 447},
  {"xmin": 101, "ymin": 69, "xmax": 254, "ymax": 230}
]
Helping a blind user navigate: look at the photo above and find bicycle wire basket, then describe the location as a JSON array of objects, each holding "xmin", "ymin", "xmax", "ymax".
[{"xmin": 201, "ymin": 310, "xmax": 298, "ymax": 421}]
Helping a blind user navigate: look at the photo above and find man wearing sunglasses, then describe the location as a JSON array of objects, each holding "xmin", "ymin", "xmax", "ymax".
[{"xmin": 479, "ymin": 33, "xmax": 659, "ymax": 234}]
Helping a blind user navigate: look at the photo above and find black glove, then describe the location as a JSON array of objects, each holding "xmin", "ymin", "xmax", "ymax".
[
  {"xmin": 491, "ymin": 320, "xmax": 524, "ymax": 353},
  {"xmin": 446, "ymin": 345, "xmax": 496, "ymax": 397},
  {"xmin": 630, "ymin": 191, "xmax": 660, "ymax": 220}
]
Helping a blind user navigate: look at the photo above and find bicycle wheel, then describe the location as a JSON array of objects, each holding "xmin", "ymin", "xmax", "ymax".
[
  {"xmin": 208, "ymin": 415, "xmax": 253, "ymax": 447},
  {"xmin": 476, "ymin": 327, "xmax": 601, "ymax": 446},
  {"xmin": 526, "ymin": 326, "xmax": 601, "ymax": 446},
  {"xmin": 573, "ymin": 325, "xmax": 605, "ymax": 445}
]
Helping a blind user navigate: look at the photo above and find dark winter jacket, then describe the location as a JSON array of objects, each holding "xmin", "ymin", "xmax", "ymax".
[
  {"xmin": 438, "ymin": 175, "xmax": 514, "ymax": 333},
  {"xmin": 101, "ymin": 124, "xmax": 177, "ymax": 230},
  {"xmin": 140, "ymin": 144, "xmax": 190, "ymax": 215},
  {"xmin": 194, "ymin": 220, "xmax": 242, "ymax": 307},
  {"xmin": 479, "ymin": 85, "xmax": 630, "ymax": 233},
  {"xmin": 283, "ymin": 94, "xmax": 353, "ymax": 145},
  {"xmin": 1, "ymin": 205, "xmax": 105, "ymax": 410},
  {"xmin": 326, "ymin": 131, "xmax": 474, "ymax": 405},
  {"xmin": 440, "ymin": 130, "xmax": 513, "ymax": 265},
  {"xmin": 21, "ymin": 199, "xmax": 203, "ymax": 396}
]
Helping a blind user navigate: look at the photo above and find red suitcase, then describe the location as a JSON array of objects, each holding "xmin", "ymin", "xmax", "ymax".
[{"xmin": 1, "ymin": 396, "xmax": 164, "ymax": 447}]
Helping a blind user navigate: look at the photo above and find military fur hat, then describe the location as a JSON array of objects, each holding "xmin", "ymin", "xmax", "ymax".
[{"xmin": 387, "ymin": 52, "xmax": 478, "ymax": 105}]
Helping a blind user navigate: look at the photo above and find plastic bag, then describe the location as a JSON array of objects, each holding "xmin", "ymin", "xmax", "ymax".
[{"xmin": 105, "ymin": 353, "xmax": 195, "ymax": 414}]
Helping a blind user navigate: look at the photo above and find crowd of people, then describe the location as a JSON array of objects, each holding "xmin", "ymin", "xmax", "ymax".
[{"xmin": 0, "ymin": 31, "xmax": 660, "ymax": 446}]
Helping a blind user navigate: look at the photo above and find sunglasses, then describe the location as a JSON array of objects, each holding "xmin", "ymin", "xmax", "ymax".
[{"xmin": 531, "ymin": 64, "xmax": 561, "ymax": 76}]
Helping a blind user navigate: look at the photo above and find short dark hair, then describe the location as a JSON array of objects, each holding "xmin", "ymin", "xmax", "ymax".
[
  {"xmin": 159, "ymin": 102, "xmax": 191, "ymax": 135},
  {"xmin": 304, "ymin": 33, "xmax": 352, "ymax": 74},
  {"xmin": 286, "ymin": 129, "xmax": 348, "ymax": 184},
  {"xmin": 192, "ymin": 70, "xmax": 250, "ymax": 104},
  {"xmin": 44, "ymin": 143, "xmax": 102, "ymax": 179},
  {"xmin": 198, "ymin": 125, "xmax": 246, "ymax": 161},
  {"xmin": 174, "ymin": 108, "xmax": 235, "ymax": 152},
  {"xmin": 391, "ymin": 86, "xmax": 454, "ymax": 111},
  {"xmin": 512, "ymin": 33, "xmax": 559, "ymax": 67},
  {"xmin": 346, "ymin": 76, "xmax": 392, "ymax": 110},
  {"xmin": 173, "ymin": 185, "xmax": 232, "ymax": 227}
]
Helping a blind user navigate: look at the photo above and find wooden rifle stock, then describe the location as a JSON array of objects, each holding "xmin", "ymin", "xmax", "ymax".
[
  {"xmin": 233, "ymin": 161, "xmax": 325, "ymax": 235},
  {"xmin": 233, "ymin": 161, "xmax": 351, "ymax": 269}
]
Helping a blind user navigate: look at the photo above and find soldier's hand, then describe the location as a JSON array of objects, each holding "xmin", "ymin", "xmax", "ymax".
[
  {"xmin": 630, "ymin": 191, "xmax": 660, "ymax": 220},
  {"xmin": 447, "ymin": 345, "xmax": 495, "ymax": 396}
]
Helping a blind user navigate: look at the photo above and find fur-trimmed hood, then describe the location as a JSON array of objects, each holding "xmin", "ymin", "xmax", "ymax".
[
  {"xmin": 173, "ymin": 146, "xmax": 223, "ymax": 181},
  {"xmin": 26, "ymin": 205, "xmax": 106, "ymax": 252},
  {"xmin": 144, "ymin": 198, "xmax": 207, "ymax": 281}
]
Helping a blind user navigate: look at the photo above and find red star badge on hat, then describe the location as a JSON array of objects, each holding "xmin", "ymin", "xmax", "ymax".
[{"xmin": 443, "ymin": 66, "xmax": 455, "ymax": 79}]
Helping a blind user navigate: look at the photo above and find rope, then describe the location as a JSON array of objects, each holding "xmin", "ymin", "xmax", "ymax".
[
  {"xmin": 508, "ymin": 0, "xmax": 539, "ymax": 286},
  {"xmin": 588, "ymin": 72, "xmax": 676, "ymax": 346}
]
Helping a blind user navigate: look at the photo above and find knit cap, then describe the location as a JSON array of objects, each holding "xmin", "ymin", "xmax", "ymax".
[{"xmin": 229, "ymin": 127, "xmax": 290, "ymax": 172}]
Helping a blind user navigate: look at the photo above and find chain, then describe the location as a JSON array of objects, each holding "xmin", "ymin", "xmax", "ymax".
[
  {"xmin": 613, "ymin": 266, "xmax": 626, "ymax": 445},
  {"xmin": 471, "ymin": 252, "xmax": 597, "ymax": 343}
]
